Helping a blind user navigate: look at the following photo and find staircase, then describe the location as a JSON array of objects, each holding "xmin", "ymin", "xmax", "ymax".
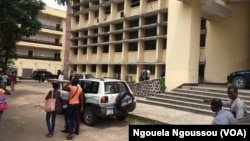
[{"xmin": 136, "ymin": 85, "xmax": 250, "ymax": 116}]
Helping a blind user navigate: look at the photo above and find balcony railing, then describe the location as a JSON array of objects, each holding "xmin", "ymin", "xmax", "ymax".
[
  {"xmin": 17, "ymin": 54, "xmax": 61, "ymax": 61},
  {"xmin": 41, "ymin": 24, "xmax": 63, "ymax": 31},
  {"xmin": 21, "ymin": 38, "xmax": 62, "ymax": 46}
]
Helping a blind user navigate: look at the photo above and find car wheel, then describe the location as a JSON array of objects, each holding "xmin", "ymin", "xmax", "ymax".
[
  {"xmin": 116, "ymin": 91, "xmax": 135, "ymax": 113},
  {"xmin": 232, "ymin": 76, "xmax": 246, "ymax": 89},
  {"xmin": 83, "ymin": 106, "xmax": 97, "ymax": 126},
  {"xmin": 116, "ymin": 113, "xmax": 128, "ymax": 121}
]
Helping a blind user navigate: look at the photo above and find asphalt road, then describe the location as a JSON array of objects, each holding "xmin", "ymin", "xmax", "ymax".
[{"xmin": 0, "ymin": 80, "xmax": 129, "ymax": 141}]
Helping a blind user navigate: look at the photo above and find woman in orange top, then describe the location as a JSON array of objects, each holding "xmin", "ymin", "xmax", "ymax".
[{"xmin": 63, "ymin": 78, "xmax": 83, "ymax": 140}]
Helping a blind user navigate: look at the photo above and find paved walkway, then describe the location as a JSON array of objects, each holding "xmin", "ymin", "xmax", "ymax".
[{"xmin": 130, "ymin": 97, "xmax": 214, "ymax": 125}]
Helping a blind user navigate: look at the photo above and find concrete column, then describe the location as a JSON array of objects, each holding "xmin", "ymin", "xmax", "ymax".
[
  {"xmin": 205, "ymin": 3, "xmax": 250, "ymax": 83},
  {"xmin": 166, "ymin": 0, "xmax": 201, "ymax": 91}
]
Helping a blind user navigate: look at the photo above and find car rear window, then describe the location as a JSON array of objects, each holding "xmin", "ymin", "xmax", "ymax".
[{"xmin": 104, "ymin": 82, "xmax": 129, "ymax": 94}]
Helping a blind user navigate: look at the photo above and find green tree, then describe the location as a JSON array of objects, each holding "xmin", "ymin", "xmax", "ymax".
[{"xmin": 0, "ymin": 0, "xmax": 45, "ymax": 72}]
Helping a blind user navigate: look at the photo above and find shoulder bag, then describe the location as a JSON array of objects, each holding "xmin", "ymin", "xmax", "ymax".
[{"xmin": 44, "ymin": 90, "xmax": 56, "ymax": 112}]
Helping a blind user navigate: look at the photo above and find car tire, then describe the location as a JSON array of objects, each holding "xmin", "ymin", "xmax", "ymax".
[
  {"xmin": 116, "ymin": 113, "xmax": 128, "ymax": 121},
  {"xmin": 232, "ymin": 76, "xmax": 246, "ymax": 89},
  {"xmin": 116, "ymin": 91, "xmax": 135, "ymax": 113},
  {"xmin": 82, "ymin": 106, "xmax": 97, "ymax": 126}
]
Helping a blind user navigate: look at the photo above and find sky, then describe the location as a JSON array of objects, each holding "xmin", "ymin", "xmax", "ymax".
[{"xmin": 42, "ymin": 0, "xmax": 67, "ymax": 11}]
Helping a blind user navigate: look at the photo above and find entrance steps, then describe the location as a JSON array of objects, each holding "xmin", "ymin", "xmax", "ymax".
[{"xmin": 136, "ymin": 85, "xmax": 250, "ymax": 116}]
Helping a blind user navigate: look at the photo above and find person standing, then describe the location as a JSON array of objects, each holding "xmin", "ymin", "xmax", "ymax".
[
  {"xmin": 58, "ymin": 72, "xmax": 64, "ymax": 89},
  {"xmin": 69, "ymin": 71, "xmax": 74, "ymax": 81},
  {"xmin": 210, "ymin": 98, "xmax": 235, "ymax": 125},
  {"xmin": 63, "ymin": 78, "xmax": 83, "ymax": 140},
  {"xmin": 146, "ymin": 68, "xmax": 151, "ymax": 80},
  {"xmin": 45, "ymin": 82, "xmax": 61, "ymax": 137},
  {"xmin": 139, "ymin": 67, "xmax": 147, "ymax": 82},
  {"xmin": 1, "ymin": 73, "xmax": 8, "ymax": 88},
  {"xmin": 222, "ymin": 86, "xmax": 248, "ymax": 119},
  {"xmin": 10, "ymin": 72, "xmax": 16, "ymax": 91},
  {"xmin": 204, "ymin": 86, "xmax": 248, "ymax": 119}
]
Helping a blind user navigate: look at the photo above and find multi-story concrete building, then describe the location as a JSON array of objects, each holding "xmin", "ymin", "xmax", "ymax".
[
  {"xmin": 15, "ymin": 6, "xmax": 66, "ymax": 78},
  {"xmin": 67, "ymin": 0, "xmax": 250, "ymax": 91}
]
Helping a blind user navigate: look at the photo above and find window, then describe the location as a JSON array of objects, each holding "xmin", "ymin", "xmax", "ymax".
[
  {"xmin": 129, "ymin": 19, "xmax": 139, "ymax": 28},
  {"xmin": 91, "ymin": 65, "xmax": 96, "ymax": 72},
  {"xmin": 83, "ymin": 31, "xmax": 88, "ymax": 36},
  {"xmin": 82, "ymin": 48, "xmax": 87, "ymax": 54},
  {"xmin": 102, "ymin": 65, "xmax": 108, "ymax": 72},
  {"xmin": 103, "ymin": 45, "xmax": 109, "ymax": 53},
  {"xmin": 131, "ymin": 0, "xmax": 140, "ymax": 7},
  {"xmin": 129, "ymin": 31, "xmax": 138, "ymax": 39},
  {"xmin": 144, "ymin": 40, "xmax": 156, "ymax": 50},
  {"xmin": 81, "ymin": 65, "xmax": 86, "ymax": 72},
  {"xmin": 103, "ymin": 35, "xmax": 109, "ymax": 42},
  {"xmin": 145, "ymin": 28, "xmax": 157, "ymax": 37},
  {"xmin": 82, "ymin": 39, "xmax": 87, "ymax": 45},
  {"xmin": 75, "ymin": 16, "xmax": 79, "ymax": 23},
  {"xmin": 105, "ymin": 7, "xmax": 110, "ymax": 15},
  {"xmin": 92, "ymin": 37, "xmax": 98, "ymax": 43},
  {"xmin": 147, "ymin": 0, "xmax": 157, "ymax": 2},
  {"xmin": 115, "ymin": 44, "xmax": 122, "ymax": 52},
  {"xmin": 95, "ymin": 11, "xmax": 99, "ymax": 18},
  {"xmin": 201, "ymin": 19, "xmax": 206, "ymax": 30},
  {"xmin": 85, "ymin": 14, "xmax": 89, "ymax": 20},
  {"xmin": 92, "ymin": 46, "xmax": 97, "ymax": 53},
  {"xmin": 200, "ymin": 34, "xmax": 206, "ymax": 47},
  {"xmin": 115, "ymin": 33, "xmax": 123, "ymax": 41},
  {"xmin": 128, "ymin": 42, "xmax": 138, "ymax": 51},
  {"xmin": 81, "ymin": 81, "xmax": 99, "ymax": 94},
  {"xmin": 116, "ymin": 23, "xmax": 123, "ymax": 30},
  {"xmin": 127, "ymin": 65, "xmax": 137, "ymax": 74},
  {"xmin": 117, "ymin": 3, "xmax": 124, "ymax": 11},
  {"xmin": 104, "ymin": 26, "xmax": 110, "ymax": 32},
  {"xmin": 74, "ymin": 48, "xmax": 78, "ymax": 55},
  {"xmin": 145, "ymin": 15, "xmax": 157, "ymax": 25},
  {"xmin": 162, "ymin": 39, "xmax": 167, "ymax": 49},
  {"xmin": 74, "ymin": 40, "xmax": 78, "ymax": 46},
  {"xmin": 93, "ymin": 29, "xmax": 98, "ymax": 34}
]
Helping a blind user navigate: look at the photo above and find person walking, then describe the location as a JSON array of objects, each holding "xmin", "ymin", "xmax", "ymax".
[
  {"xmin": 10, "ymin": 72, "xmax": 16, "ymax": 91},
  {"xmin": 62, "ymin": 78, "xmax": 84, "ymax": 140},
  {"xmin": 45, "ymin": 82, "xmax": 61, "ymax": 137},
  {"xmin": 210, "ymin": 98, "xmax": 235, "ymax": 125},
  {"xmin": 204, "ymin": 86, "xmax": 248, "ymax": 119}
]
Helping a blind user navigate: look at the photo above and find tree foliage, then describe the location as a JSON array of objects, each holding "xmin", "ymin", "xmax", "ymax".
[{"xmin": 0, "ymin": 0, "xmax": 45, "ymax": 72}]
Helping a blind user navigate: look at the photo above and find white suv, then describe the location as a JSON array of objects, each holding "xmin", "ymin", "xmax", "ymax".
[{"xmin": 59, "ymin": 78, "xmax": 136, "ymax": 126}]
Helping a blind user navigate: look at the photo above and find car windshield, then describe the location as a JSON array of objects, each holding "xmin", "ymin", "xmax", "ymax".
[{"xmin": 104, "ymin": 82, "xmax": 129, "ymax": 94}]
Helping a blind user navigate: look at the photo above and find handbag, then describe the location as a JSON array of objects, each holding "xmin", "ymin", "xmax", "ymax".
[
  {"xmin": 44, "ymin": 90, "xmax": 56, "ymax": 112},
  {"xmin": 0, "ymin": 93, "xmax": 8, "ymax": 111}
]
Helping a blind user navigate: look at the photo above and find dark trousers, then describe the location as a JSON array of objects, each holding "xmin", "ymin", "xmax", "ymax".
[{"xmin": 65, "ymin": 104, "xmax": 80, "ymax": 134}]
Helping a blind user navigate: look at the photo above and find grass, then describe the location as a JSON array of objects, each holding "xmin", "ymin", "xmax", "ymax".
[{"xmin": 127, "ymin": 114, "xmax": 166, "ymax": 125}]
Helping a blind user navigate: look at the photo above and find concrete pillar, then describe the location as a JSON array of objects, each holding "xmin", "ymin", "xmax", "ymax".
[
  {"xmin": 205, "ymin": 3, "xmax": 250, "ymax": 83},
  {"xmin": 166, "ymin": 0, "xmax": 201, "ymax": 91}
]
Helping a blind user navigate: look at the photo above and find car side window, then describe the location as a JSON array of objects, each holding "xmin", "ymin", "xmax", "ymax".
[{"xmin": 81, "ymin": 81, "xmax": 98, "ymax": 94}]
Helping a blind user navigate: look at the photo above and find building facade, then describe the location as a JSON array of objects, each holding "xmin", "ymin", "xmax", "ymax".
[
  {"xmin": 67, "ymin": 0, "xmax": 250, "ymax": 91},
  {"xmin": 15, "ymin": 7, "xmax": 66, "ymax": 78}
]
